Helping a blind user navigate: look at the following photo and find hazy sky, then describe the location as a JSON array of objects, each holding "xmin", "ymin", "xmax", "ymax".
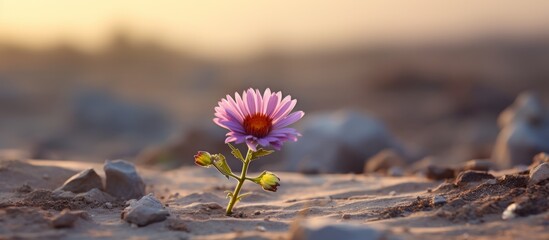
[{"xmin": 1, "ymin": 0, "xmax": 548, "ymax": 57}]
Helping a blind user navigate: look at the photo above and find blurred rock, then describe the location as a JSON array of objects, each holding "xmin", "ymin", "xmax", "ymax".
[
  {"xmin": 16, "ymin": 183, "xmax": 32, "ymax": 193},
  {"xmin": 56, "ymin": 168, "xmax": 103, "ymax": 193},
  {"xmin": 425, "ymin": 165, "xmax": 455, "ymax": 180},
  {"xmin": 51, "ymin": 209, "xmax": 90, "ymax": 228},
  {"xmin": 283, "ymin": 110, "xmax": 407, "ymax": 173},
  {"xmin": 387, "ymin": 166, "xmax": 404, "ymax": 177},
  {"xmin": 289, "ymin": 218, "xmax": 389, "ymax": 240},
  {"xmin": 121, "ymin": 193, "xmax": 169, "ymax": 227},
  {"xmin": 136, "ymin": 126, "xmax": 226, "ymax": 170},
  {"xmin": 104, "ymin": 160, "xmax": 145, "ymax": 200},
  {"xmin": 0, "ymin": 148, "xmax": 29, "ymax": 161},
  {"xmin": 74, "ymin": 188, "xmax": 115, "ymax": 204},
  {"xmin": 463, "ymin": 159, "xmax": 497, "ymax": 172},
  {"xmin": 529, "ymin": 163, "xmax": 549, "ymax": 185},
  {"xmin": 492, "ymin": 92, "xmax": 549, "ymax": 168},
  {"xmin": 455, "ymin": 170, "xmax": 495, "ymax": 185},
  {"xmin": 70, "ymin": 90, "xmax": 171, "ymax": 140},
  {"xmin": 0, "ymin": 81, "xmax": 28, "ymax": 113},
  {"xmin": 364, "ymin": 149, "xmax": 406, "ymax": 174},
  {"xmin": 530, "ymin": 152, "xmax": 549, "ymax": 170}
]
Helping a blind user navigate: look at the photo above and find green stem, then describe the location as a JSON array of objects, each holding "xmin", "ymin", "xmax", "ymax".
[{"xmin": 226, "ymin": 148, "xmax": 252, "ymax": 215}]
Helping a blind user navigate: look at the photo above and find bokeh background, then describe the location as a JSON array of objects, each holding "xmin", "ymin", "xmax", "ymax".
[{"xmin": 1, "ymin": 0, "xmax": 549, "ymax": 171}]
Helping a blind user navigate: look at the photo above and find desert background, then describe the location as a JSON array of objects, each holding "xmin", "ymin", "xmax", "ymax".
[{"xmin": 1, "ymin": 1, "xmax": 549, "ymax": 239}]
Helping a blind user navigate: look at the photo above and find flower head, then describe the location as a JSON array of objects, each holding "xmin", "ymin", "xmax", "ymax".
[
  {"xmin": 214, "ymin": 88, "xmax": 304, "ymax": 151},
  {"xmin": 194, "ymin": 151, "xmax": 213, "ymax": 167},
  {"xmin": 255, "ymin": 171, "xmax": 280, "ymax": 192}
]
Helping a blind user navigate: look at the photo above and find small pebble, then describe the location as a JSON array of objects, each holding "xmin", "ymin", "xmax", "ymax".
[
  {"xmin": 529, "ymin": 163, "xmax": 549, "ymax": 185},
  {"xmin": 51, "ymin": 209, "xmax": 89, "ymax": 228},
  {"xmin": 464, "ymin": 159, "xmax": 496, "ymax": 172},
  {"xmin": 485, "ymin": 179, "xmax": 497, "ymax": 185},
  {"xmin": 502, "ymin": 203, "xmax": 518, "ymax": 220},
  {"xmin": 387, "ymin": 166, "xmax": 404, "ymax": 177},
  {"xmin": 455, "ymin": 170, "xmax": 495, "ymax": 184},
  {"xmin": 388, "ymin": 191, "xmax": 396, "ymax": 196},
  {"xmin": 342, "ymin": 214, "xmax": 351, "ymax": 219},
  {"xmin": 432, "ymin": 195, "xmax": 446, "ymax": 206},
  {"xmin": 122, "ymin": 194, "xmax": 169, "ymax": 227},
  {"xmin": 254, "ymin": 211, "xmax": 261, "ymax": 215},
  {"xmin": 16, "ymin": 183, "xmax": 32, "ymax": 193},
  {"xmin": 426, "ymin": 165, "xmax": 455, "ymax": 180},
  {"xmin": 42, "ymin": 174, "xmax": 50, "ymax": 180},
  {"xmin": 256, "ymin": 225, "xmax": 266, "ymax": 232},
  {"xmin": 105, "ymin": 202, "xmax": 113, "ymax": 209}
]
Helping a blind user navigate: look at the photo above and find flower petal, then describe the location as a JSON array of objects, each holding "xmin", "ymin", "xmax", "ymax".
[
  {"xmin": 265, "ymin": 91, "xmax": 279, "ymax": 116},
  {"xmin": 262, "ymin": 88, "xmax": 272, "ymax": 114},
  {"xmin": 235, "ymin": 91, "xmax": 249, "ymax": 116},
  {"xmin": 272, "ymin": 98, "xmax": 296, "ymax": 123},
  {"xmin": 245, "ymin": 88, "xmax": 257, "ymax": 115},
  {"xmin": 273, "ymin": 111, "xmax": 304, "ymax": 129}
]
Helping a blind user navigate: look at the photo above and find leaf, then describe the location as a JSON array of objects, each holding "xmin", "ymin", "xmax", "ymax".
[
  {"xmin": 225, "ymin": 191, "xmax": 234, "ymax": 199},
  {"xmin": 250, "ymin": 148, "xmax": 274, "ymax": 161},
  {"xmin": 227, "ymin": 143, "xmax": 244, "ymax": 161},
  {"xmin": 212, "ymin": 154, "xmax": 233, "ymax": 179}
]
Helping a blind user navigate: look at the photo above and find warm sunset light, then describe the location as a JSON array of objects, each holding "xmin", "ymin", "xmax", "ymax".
[
  {"xmin": 1, "ymin": 1, "xmax": 549, "ymax": 239},
  {"xmin": 1, "ymin": 0, "xmax": 549, "ymax": 56}
]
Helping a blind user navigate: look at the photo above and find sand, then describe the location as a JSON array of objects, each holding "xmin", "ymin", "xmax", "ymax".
[{"xmin": 0, "ymin": 159, "xmax": 548, "ymax": 240}]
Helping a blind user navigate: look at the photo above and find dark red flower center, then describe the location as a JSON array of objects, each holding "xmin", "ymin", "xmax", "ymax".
[{"xmin": 243, "ymin": 114, "xmax": 272, "ymax": 138}]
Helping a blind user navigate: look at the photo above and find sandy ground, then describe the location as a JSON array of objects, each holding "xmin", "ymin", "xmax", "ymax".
[{"xmin": 0, "ymin": 159, "xmax": 548, "ymax": 240}]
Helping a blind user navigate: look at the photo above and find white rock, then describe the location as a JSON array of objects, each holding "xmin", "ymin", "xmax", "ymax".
[
  {"xmin": 492, "ymin": 92, "xmax": 549, "ymax": 168},
  {"xmin": 121, "ymin": 193, "xmax": 169, "ymax": 227},
  {"xmin": 529, "ymin": 163, "xmax": 549, "ymax": 185},
  {"xmin": 502, "ymin": 203, "xmax": 518, "ymax": 220}
]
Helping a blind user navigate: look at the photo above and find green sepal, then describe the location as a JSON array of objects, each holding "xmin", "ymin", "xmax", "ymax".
[
  {"xmin": 212, "ymin": 154, "xmax": 233, "ymax": 179},
  {"xmin": 225, "ymin": 191, "xmax": 233, "ymax": 199},
  {"xmin": 227, "ymin": 143, "xmax": 244, "ymax": 162},
  {"xmin": 250, "ymin": 149, "xmax": 274, "ymax": 161},
  {"xmin": 249, "ymin": 170, "xmax": 267, "ymax": 184}
]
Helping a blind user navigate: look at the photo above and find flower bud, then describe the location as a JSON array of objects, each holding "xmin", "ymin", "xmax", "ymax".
[
  {"xmin": 194, "ymin": 151, "xmax": 213, "ymax": 167},
  {"xmin": 254, "ymin": 171, "xmax": 280, "ymax": 192}
]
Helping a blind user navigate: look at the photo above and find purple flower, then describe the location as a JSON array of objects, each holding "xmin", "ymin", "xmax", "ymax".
[{"xmin": 214, "ymin": 88, "xmax": 304, "ymax": 151}]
